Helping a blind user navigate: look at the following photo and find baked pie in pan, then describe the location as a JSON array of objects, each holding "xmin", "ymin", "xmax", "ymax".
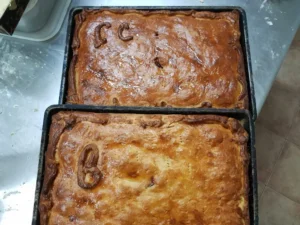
[
  {"xmin": 67, "ymin": 10, "xmax": 248, "ymax": 109},
  {"xmin": 39, "ymin": 112, "xmax": 249, "ymax": 225}
]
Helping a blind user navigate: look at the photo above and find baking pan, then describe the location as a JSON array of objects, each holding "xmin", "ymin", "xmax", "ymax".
[
  {"xmin": 31, "ymin": 104, "xmax": 258, "ymax": 225},
  {"xmin": 58, "ymin": 6, "xmax": 257, "ymax": 121}
]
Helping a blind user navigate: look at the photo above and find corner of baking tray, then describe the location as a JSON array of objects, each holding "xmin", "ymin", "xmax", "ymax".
[{"xmin": 44, "ymin": 105, "xmax": 66, "ymax": 118}]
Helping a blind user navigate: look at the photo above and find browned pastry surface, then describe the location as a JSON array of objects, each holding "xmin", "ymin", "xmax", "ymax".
[
  {"xmin": 39, "ymin": 112, "xmax": 249, "ymax": 225},
  {"xmin": 68, "ymin": 9, "xmax": 248, "ymax": 108}
]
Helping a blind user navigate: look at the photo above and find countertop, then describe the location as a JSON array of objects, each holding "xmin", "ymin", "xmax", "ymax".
[{"xmin": 0, "ymin": 0, "xmax": 299, "ymax": 224}]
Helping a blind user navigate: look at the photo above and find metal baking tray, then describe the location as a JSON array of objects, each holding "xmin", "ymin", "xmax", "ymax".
[
  {"xmin": 31, "ymin": 104, "xmax": 258, "ymax": 225},
  {"xmin": 58, "ymin": 6, "xmax": 257, "ymax": 121}
]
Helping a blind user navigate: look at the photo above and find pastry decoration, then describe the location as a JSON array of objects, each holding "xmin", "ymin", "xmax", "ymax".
[
  {"xmin": 118, "ymin": 22, "xmax": 133, "ymax": 41},
  {"xmin": 94, "ymin": 22, "xmax": 111, "ymax": 48},
  {"xmin": 77, "ymin": 144, "xmax": 102, "ymax": 189}
]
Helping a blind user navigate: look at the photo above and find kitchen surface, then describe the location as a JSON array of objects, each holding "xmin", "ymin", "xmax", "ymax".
[
  {"xmin": 257, "ymin": 29, "xmax": 300, "ymax": 225},
  {"xmin": 0, "ymin": 0, "xmax": 300, "ymax": 224}
]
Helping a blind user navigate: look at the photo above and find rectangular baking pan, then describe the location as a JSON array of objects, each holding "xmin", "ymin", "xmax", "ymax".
[
  {"xmin": 31, "ymin": 104, "xmax": 258, "ymax": 225},
  {"xmin": 58, "ymin": 6, "xmax": 257, "ymax": 121}
]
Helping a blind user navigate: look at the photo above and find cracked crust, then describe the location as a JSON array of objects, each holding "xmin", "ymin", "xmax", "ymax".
[
  {"xmin": 39, "ymin": 112, "xmax": 249, "ymax": 225},
  {"xmin": 67, "ymin": 9, "xmax": 248, "ymax": 109}
]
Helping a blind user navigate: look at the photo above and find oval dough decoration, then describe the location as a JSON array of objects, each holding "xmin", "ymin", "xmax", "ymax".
[
  {"xmin": 94, "ymin": 22, "xmax": 111, "ymax": 48},
  {"xmin": 77, "ymin": 144, "xmax": 102, "ymax": 189},
  {"xmin": 118, "ymin": 22, "xmax": 133, "ymax": 41}
]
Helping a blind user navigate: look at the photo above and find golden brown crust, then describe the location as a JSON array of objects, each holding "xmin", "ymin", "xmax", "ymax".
[
  {"xmin": 39, "ymin": 112, "xmax": 249, "ymax": 225},
  {"xmin": 67, "ymin": 9, "xmax": 248, "ymax": 108},
  {"xmin": 67, "ymin": 55, "xmax": 79, "ymax": 103}
]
